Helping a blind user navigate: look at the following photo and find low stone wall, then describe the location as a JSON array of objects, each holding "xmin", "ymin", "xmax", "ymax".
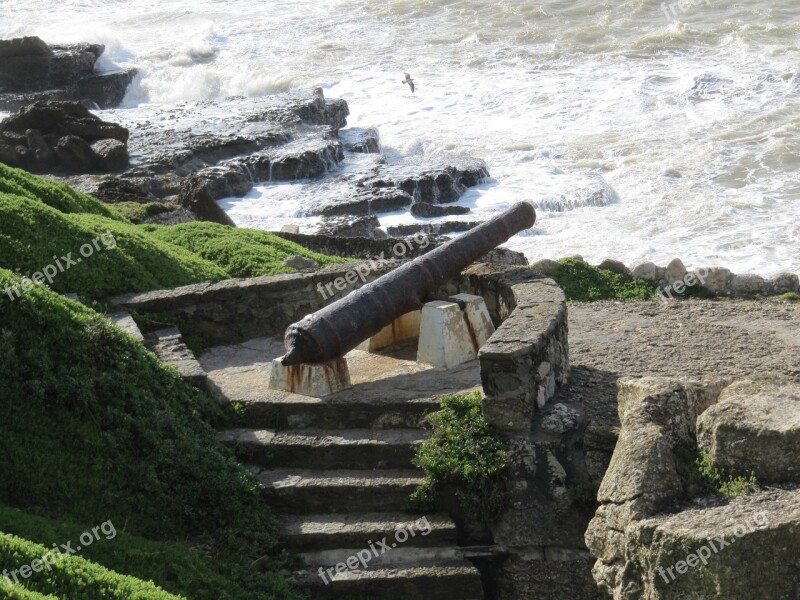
[{"xmin": 112, "ymin": 261, "xmax": 399, "ymax": 345}]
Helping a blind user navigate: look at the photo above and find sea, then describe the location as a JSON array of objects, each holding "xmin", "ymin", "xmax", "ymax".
[{"xmin": 2, "ymin": 0, "xmax": 799, "ymax": 275}]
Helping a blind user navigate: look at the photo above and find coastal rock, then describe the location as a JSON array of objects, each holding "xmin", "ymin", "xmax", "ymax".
[
  {"xmin": 91, "ymin": 139, "xmax": 129, "ymax": 171},
  {"xmin": 386, "ymin": 221, "xmax": 480, "ymax": 237},
  {"xmin": 729, "ymin": 273, "xmax": 768, "ymax": 297},
  {"xmin": 769, "ymin": 272, "xmax": 800, "ymax": 295},
  {"xmin": 316, "ymin": 215, "xmax": 383, "ymax": 238},
  {"xmin": 631, "ymin": 261, "xmax": 657, "ymax": 281},
  {"xmin": 410, "ymin": 202, "xmax": 471, "ymax": 218},
  {"xmin": 664, "ymin": 258, "xmax": 687, "ymax": 285},
  {"xmin": 701, "ymin": 267, "xmax": 734, "ymax": 295},
  {"xmin": 0, "ymin": 36, "xmax": 136, "ymax": 111},
  {"xmin": 530, "ymin": 259, "xmax": 561, "ymax": 276},
  {"xmin": 597, "ymin": 259, "xmax": 630, "ymax": 276},
  {"xmin": 697, "ymin": 379, "xmax": 800, "ymax": 483},
  {"xmin": 340, "ymin": 127, "xmax": 381, "ymax": 153},
  {"xmin": 177, "ymin": 176, "xmax": 237, "ymax": 227},
  {"xmin": 0, "ymin": 101, "xmax": 130, "ymax": 173}
]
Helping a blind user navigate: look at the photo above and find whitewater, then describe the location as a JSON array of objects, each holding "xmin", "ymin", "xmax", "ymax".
[{"xmin": 2, "ymin": 0, "xmax": 799, "ymax": 274}]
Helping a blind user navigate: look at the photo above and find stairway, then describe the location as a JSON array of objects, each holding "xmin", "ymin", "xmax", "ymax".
[{"xmin": 212, "ymin": 339, "xmax": 485, "ymax": 600}]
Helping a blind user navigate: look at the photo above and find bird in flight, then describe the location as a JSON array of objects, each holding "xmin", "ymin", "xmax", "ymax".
[{"xmin": 403, "ymin": 72, "xmax": 415, "ymax": 94}]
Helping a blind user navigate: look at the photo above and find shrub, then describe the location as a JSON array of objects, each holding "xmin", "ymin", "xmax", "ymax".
[
  {"xmin": 674, "ymin": 448, "xmax": 759, "ymax": 499},
  {"xmin": 545, "ymin": 258, "xmax": 657, "ymax": 302},
  {"xmin": 0, "ymin": 164, "xmax": 122, "ymax": 220},
  {"xmin": 0, "ymin": 271, "xmax": 298, "ymax": 599},
  {"xmin": 143, "ymin": 221, "xmax": 349, "ymax": 278},
  {"xmin": 410, "ymin": 392, "xmax": 512, "ymax": 521}
]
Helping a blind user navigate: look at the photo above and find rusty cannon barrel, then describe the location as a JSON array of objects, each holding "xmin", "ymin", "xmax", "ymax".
[{"xmin": 280, "ymin": 201, "xmax": 536, "ymax": 365}]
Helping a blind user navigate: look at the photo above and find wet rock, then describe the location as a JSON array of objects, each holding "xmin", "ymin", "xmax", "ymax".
[
  {"xmin": 93, "ymin": 177, "xmax": 159, "ymax": 204},
  {"xmin": 91, "ymin": 139, "xmax": 128, "ymax": 171},
  {"xmin": 410, "ymin": 202, "xmax": 471, "ymax": 218},
  {"xmin": 0, "ymin": 36, "xmax": 136, "ymax": 111},
  {"xmin": 177, "ymin": 176, "xmax": 237, "ymax": 227},
  {"xmin": 341, "ymin": 127, "xmax": 381, "ymax": 153},
  {"xmin": 317, "ymin": 215, "xmax": 383, "ymax": 238}
]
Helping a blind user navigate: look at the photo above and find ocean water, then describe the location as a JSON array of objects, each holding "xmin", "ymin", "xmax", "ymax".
[{"xmin": 2, "ymin": 0, "xmax": 799, "ymax": 274}]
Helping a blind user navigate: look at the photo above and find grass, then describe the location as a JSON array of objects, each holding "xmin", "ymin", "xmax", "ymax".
[
  {"xmin": 779, "ymin": 292, "xmax": 800, "ymax": 303},
  {"xmin": 544, "ymin": 258, "xmax": 658, "ymax": 302},
  {"xmin": 674, "ymin": 448, "xmax": 759, "ymax": 499},
  {"xmin": 143, "ymin": 221, "xmax": 349, "ymax": 278},
  {"xmin": 0, "ymin": 271, "xmax": 300, "ymax": 599},
  {"xmin": 409, "ymin": 392, "xmax": 512, "ymax": 521}
]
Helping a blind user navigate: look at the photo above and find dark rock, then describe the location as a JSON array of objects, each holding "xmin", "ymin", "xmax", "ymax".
[
  {"xmin": 93, "ymin": 177, "xmax": 158, "ymax": 204},
  {"xmin": 369, "ymin": 189, "xmax": 413, "ymax": 213},
  {"xmin": 0, "ymin": 101, "xmax": 129, "ymax": 173},
  {"xmin": 410, "ymin": 202, "xmax": 471, "ymax": 218},
  {"xmin": 54, "ymin": 135, "xmax": 96, "ymax": 172},
  {"xmin": 317, "ymin": 215, "xmax": 382, "ymax": 238},
  {"xmin": 0, "ymin": 141, "xmax": 22, "ymax": 167},
  {"xmin": 0, "ymin": 36, "xmax": 135, "ymax": 110},
  {"xmin": 91, "ymin": 139, "xmax": 128, "ymax": 171},
  {"xmin": 77, "ymin": 69, "xmax": 137, "ymax": 109},
  {"xmin": 341, "ymin": 127, "xmax": 381, "ymax": 153},
  {"xmin": 178, "ymin": 176, "xmax": 237, "ymax": 227}
]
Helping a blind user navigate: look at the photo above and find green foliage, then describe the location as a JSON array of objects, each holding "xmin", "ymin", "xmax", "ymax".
[
  {"xmin": 143, "ymin": 221, "xmax": 349, "ymax": 278},
  {"xmin": 779, "ymin": 292, "xmax": 800, "ymax": 303},
  {"xmin": 410, "ymin": 392, "xmax": 512, "ymax": 521},
  {"xmin": 545, "ymin": 258, "xmax": 657, "ymax": 302},
  {"xmin": 566, "ymin": 482, "xmax": 600, "ymax": 510},
  {"xmin": 0, "ymin": 194, "xmax": 228, "ymax": 300},
  {"xmin": 111, "ymin": 202, "xmax": 174, "ymax": 225},
  {"xmin": 674, "ymin": 448, "xmax": 759, "ymax": 499},
  {"xmin": 0, "ymin": 504, "xmax": 295, "ymax": 600},
  {"xmin": 0, "ymin": 576, "xmax": 55, "ymax": 599},
  {"xmin": 0, "ymin": 530, "xmax": 181, "ymax": 600},
  {"xmin": 0, "ymin": 164, "xmax": 122, "ymax": 221},
  {"xmin": 0, "ymin": 272, "xmax": 299, "ymax": 599}
]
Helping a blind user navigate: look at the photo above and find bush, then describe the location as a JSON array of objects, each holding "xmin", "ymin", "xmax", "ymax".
[
  {"xmin": 0, "ymin": 164, "xmax": 122, "ymax": 220},
  {"xmin": 674, "ymin": 448, "xmax": 759, "ymax": 499},
  {"xmin": 546, "ymin": 258, "xmax": 657, "ymax": 302},
  {"xmin": 0, "ymin": 195, "xmax": 227, "ymax": 300},
  {"xmin": 409, "ymin": 392, "xmax": 512, "ymax": 521},
  {"xmin": 0, "ymin": 271, "xmax": 298, "ymax": 599},
  {"xmin": 143, "ymin": 221, "xmax": 349, "ymax": 278},
  {"xmin": 0, "ymin": 531, "xmax": 181, "ymax": 599}
]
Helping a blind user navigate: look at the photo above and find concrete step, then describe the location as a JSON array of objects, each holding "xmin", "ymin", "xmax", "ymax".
[
  {"xmin": 280, "ymin": 513, "xmax": 457, "ymax": 551},
  {"xmin": 220, "ymin": 428, "xmax": 425, "ymax": 469},
  {"xmin": 292, "ymin": 557, "xmax": 484, "ymax": 600},
  {"xmin": 145, "ymin": 326, "xmax": 210, "ymax": 393},
  {"xmin": 107, "ymin": 311, "xmax": 144, "ymax": 343},
  {"xmin": 240, "ymin": 395, "xmax": 441, "ymax": 430},
  {"xmin": 252, "ymin": 468, "xmax": 423, "ymax": 514}
]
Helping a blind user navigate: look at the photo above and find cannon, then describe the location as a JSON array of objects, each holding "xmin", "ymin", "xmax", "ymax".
[{"xmin": 280, "ymin": 201, "xmax": 536, "ymax": 366}]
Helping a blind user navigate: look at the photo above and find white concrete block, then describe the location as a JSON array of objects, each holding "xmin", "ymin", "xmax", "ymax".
[
  {"xmin": 417, "ymin": 301, "xmax": 478, "ymax": 369},
  {"xmin": 268, "ymin": 357, "xmax": 351, "ymax": 397},
  {"xmin": 357, "ymin": 310, "xmax": 422, "ymax": 352},
  {"xmin": 448, "ymin": 293, "xmax": 496, "ymax": 349}
]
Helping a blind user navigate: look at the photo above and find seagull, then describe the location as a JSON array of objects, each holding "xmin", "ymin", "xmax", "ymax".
[{"xmin": 403, "ymin": 72, "xmax": 415, "ymax": 94}]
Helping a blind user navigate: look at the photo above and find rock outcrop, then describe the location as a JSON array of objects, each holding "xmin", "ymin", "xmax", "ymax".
[
  {"xmin": 586, "ymin": 377, "xmax": 800, "ymax": 599},
  {"xmin": 0, "ymin": 36, "xmax": 136, "ymax": 111},
  {"xmin": 0, "ymin": 101, "xmax": 129, "ymax": 173}
]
